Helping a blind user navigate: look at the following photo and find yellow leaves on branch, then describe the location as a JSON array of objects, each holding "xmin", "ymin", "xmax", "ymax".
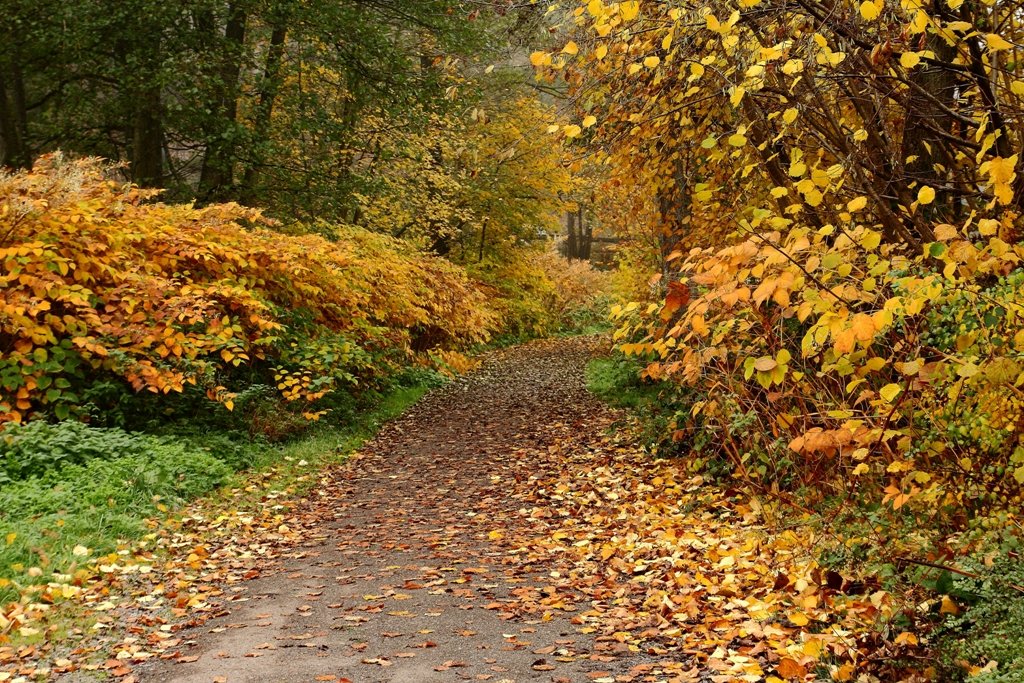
[
  {"xmin": 985, "ymin": 33, "xmax": 1014, "ymax": 51},
  {"xmin": 611, "ymin": 203, "xmax": 1024, "ymax": 521},
  {"xmin": 980, "ymin": 155, "xmax": 1018, "ymax": 205}
]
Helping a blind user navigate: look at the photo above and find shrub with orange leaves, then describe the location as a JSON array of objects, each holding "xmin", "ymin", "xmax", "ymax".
[{"xmin": 0, "ymin": 155, "xmax": 498, "ymax": 424}]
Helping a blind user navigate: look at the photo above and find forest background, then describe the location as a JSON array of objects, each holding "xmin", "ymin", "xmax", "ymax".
[{"xmin": 5, "ymin": 0, "xmax": 1024, "ymax": 680}]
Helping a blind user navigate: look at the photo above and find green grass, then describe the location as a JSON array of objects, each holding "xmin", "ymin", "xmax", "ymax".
[
  {"xmin": 0, "ymin": 377, "xmax": 435, "ymax": 601},
  {"xmin": 585, "ymin": 355, "xmax": 661, "ymax": 410}
]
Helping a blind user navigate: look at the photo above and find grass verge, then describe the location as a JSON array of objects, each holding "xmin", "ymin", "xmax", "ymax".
[{"xmin": 0, "ymin": 376, "xmax": 435, "ymax": 605}]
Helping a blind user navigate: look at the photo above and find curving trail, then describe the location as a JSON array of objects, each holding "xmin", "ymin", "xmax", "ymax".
[{"xmin": 143, "ymin": 337, "xmax": 642, "ymax": 683}]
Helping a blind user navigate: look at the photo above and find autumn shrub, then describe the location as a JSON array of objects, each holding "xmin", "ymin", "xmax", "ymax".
[
  {"xmin": 473, "ymin": 246, "xmax": 613, "ymax": 339},
  {"xmin": 0, "ymin": 155, "xmax": 498, "ymax": 426},
  {"xmin": 525, "ymin": 0, "xmax": 1024, "ymax": 671},
  {"xmin": 613, "ymin": 221, "xmax": 1024, "ymax": 556}
]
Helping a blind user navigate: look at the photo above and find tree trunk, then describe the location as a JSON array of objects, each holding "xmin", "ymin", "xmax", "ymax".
[
  {"xmin": 239, "ymin": 20, "xmax": 288, "ymax": 203},
  {"xmin": 566, "ymin": 210, "xmax": 578, "ymax": 259},
  {"xmin": 583, "ymin": 207, "xmax": 595, "ymax": 260},
  {"xmin": 898, "ymin": 0, "xmax": 959, "ymax": 237},
  {"xmin": 131, "ymin": 84, "xmax": 163, "ymax": 186},
  {"xmin": 0, "ymin": 58, "xmax": 31, "ymax": 170},
  {"xmin": 198, "ymin": 3, "xmax": 247, "ymax": 202}
]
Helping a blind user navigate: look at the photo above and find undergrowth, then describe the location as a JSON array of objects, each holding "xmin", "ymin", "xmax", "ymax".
[
  {"xmin": 585, "ymin": 355, "xmax": 660, "ymax": 410},
  {"xmin": 0, "ymin": 371, "xmax": 438, "ymax": 603},
  {"xmin": 935, "ymin": 558, "xmax": 1024, "ymax": 682}
]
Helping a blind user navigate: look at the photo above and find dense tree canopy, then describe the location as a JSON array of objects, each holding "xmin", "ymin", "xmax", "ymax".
[{"xmin": 0, "ymin": 1, "xmax": 551, "ymax": 223}]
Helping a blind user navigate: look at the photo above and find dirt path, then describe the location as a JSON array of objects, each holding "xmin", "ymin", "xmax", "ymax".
[{"xmin": 142, "ymin": 337, "xmax": 639, "ymax": 683}]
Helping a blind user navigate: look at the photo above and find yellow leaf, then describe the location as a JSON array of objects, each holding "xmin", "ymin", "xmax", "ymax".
[
  {"xmin": 1012, "ymin": 81, "xmax": 1024, "ymax": 96},
  {"xmin": 730, "ymin": 86, "xmax": 746, "ymax": 107},
  {"xmin": 940, "ymin": 595, "xmax": 959, "ymax": 615},
  {"xmin": 789, "ymin": 612, "xmax": 810, "ymax": 626},
  {"xmin": 894, "ymin": 631, "xmax": 919, "ymax": 646},
  {"xmin": 5, "ymin": 533, "xmax": 16, "ymax": 545},
  {"xmin": 847, "ymin": 196, "xmax": 868, "ymax": 212},
  {"xmin": 900, "ymin": 51, "xmax": 921, "ymax": 68},
  {"xmin": 564, "ymin": 124, "xmax": 582, "ymax": 138},
  {"xmin": 978, "ymin": 218, "xmax": 1000, "ymax": 235},
  {"xmin": 909, "ymin": 10, "xmax": 929, "ymax": 33},
  {"xmin": 860, "ymin": 0, "xmax": 882, "ymax": 19},
  {"xmin": 582, "ymin": 115, "xmax": 597, "ymax": 128},
  {"xmin": 529, "ymin": 51, "xmax": 550, "ymax": 67},
  {"xmin": 834, "ymin": 663, "xmax": 855, "ymax": 681},
  {"xmin": 982, "ymin": 155, "xmax": 1016, "ymax": 184},
  {"xmin": 595, "ymin": 44, "xmax": 608, "ymax": 60},
  {"xmin": 986, "ymin": 33, "xmax": 1014, "ymax": 51},
  {"xmin": 562, "ymin": 41, "xmax": 579, "ymax": 55},
  {"xmin": 619, "ymin": 0, "xmax": 640, "ymax": 21},
  {"xmin": 852, "ymin": 463, "xmax": 870, "ymax": 475},
  {"xmin": 643, "ymin": 55, "xmax": 660, "ymax": 68},
  {"xmin": 728, "ymin": 133, "xmax": 747, "ymax": 147},
  {"xmin": 880, "ymin": 383, "xmax": 902, "ymax": 402},
  {"xmin": 917, "ymin": 185, "xmax": 935, "ymax": 204},
  {"xmin": 850, "ymin": 313, "xmax": 876, "ymax": 342},
  {"xmin": 782, "ymin": 107, "xmax": 799, "ymax": 124}
]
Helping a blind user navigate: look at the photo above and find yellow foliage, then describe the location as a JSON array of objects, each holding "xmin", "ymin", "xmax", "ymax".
[
  {"xmin": 0, "ymin": 155, "xmax": 498, "ymax": 423},
  {"xmin": 540, "ymin": 0, "xmax": 1024, "ymax": 551}
]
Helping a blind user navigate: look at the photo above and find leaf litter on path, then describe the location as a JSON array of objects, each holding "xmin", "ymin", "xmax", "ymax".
[{"xmin": 1, "ymin": 337, "xmax": 925, "ymax": 682}]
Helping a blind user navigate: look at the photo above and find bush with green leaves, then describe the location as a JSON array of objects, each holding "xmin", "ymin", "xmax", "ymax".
[
  {"xmin": 0, "ymin": 421, "xmax": 150, "ymax": 484},
  {"xmin": 937, "ymin": 558, "xmax": 1024, "ymax": 682},
  {"xmin": 0, "ymin": 427, "xmax": 232, "ymax": 588}
]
